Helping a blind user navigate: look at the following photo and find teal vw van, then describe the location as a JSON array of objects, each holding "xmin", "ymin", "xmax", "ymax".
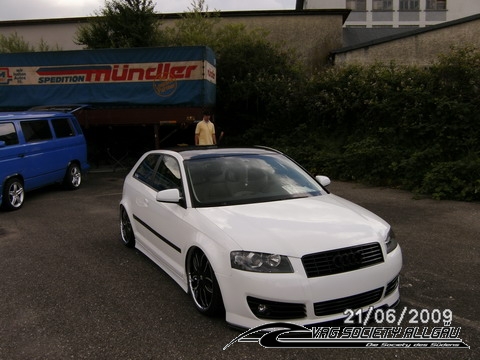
[{"xmin": 0, "ymin": 111, "xmax": 89, "ymax": 210}]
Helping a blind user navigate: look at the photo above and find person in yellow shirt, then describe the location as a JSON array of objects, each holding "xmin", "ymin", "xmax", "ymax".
[{"xmin": 195, "ymin": 110, "xmax": 216, "ymax": 146}]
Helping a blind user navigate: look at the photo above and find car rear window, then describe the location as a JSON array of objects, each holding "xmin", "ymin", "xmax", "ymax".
[{"xmin": 0, "ymin": 122, "xmax": 19, "ymax": 145}]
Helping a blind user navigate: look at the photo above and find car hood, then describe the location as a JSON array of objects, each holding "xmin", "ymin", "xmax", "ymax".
[{"xmin": 197, "ymin": 194, "xmax": 389, "ymax": 258}]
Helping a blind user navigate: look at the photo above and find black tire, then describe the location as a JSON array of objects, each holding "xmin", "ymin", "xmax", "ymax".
[
  {"xmin": 2, "ymin": 177, "xmax": 24, "ymax": 211},
  {"xmin": 120, "ymin": 207, "xmax": 135, "ymax": 248},
  {"xmin": 187, "ymin": 248, "xmax": 224, "ymax": 316},
  {"xmin": 64, "ymin": 163, "xmax": 82, "ymax": 190}
]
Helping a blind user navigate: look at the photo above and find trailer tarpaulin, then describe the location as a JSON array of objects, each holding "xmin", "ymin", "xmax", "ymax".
[{"xmin": 0, "ymin": 46, "xmax": 216, "ymax": 108}]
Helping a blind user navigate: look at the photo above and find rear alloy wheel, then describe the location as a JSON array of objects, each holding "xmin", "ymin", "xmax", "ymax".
[
  {"xmin": 64, "ymin": 163, "xmax": 82, "ymax": 190},
  {"xmin": 120, "ymin": 207, "xmax": 135, "ymax": 248},
  {"xmin": 187, "ymin": 248, "xmax": 224, "ymax": 316},
  {"xmin": 3, "ymin": 178, "xmax": 24, "ymax": 211}
]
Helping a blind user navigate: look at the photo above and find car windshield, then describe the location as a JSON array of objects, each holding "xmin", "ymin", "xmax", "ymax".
[{"xmin": 185, "ymin": 154, "xmax": 324, "ymax": 207}]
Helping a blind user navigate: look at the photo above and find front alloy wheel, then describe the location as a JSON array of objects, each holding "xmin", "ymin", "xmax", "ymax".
[
  {"xmin": 3, "ymin": 178, "xmax": 24, "ymax": 211},
  {"xmin": 187, "ymin": 249, "xmax": 224, "ymax": 316},
  {"xmin": 120, "ymin": 207, "xmax": 135, "ymax": 248}
]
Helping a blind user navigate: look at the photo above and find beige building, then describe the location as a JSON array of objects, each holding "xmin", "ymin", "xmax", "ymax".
[
  {"xmin": 331, "ymin": 13, "xmax": 480, "ymax": 66},
  {"xmin": 1, "ymin": 7, "xmax": 479, "ymax": 68},
  {"xmin": 303, "ymin": 0, "xmax": 480, "ymax": 28},
  {"xmin": 0, "ymin": 9, "xmax": 348, "ymax": 71}
]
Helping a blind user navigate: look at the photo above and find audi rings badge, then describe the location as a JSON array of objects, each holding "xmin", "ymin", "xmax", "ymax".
[{"xmin": 332, "ymin": 251, "xmax": 363, "ymax": 269}]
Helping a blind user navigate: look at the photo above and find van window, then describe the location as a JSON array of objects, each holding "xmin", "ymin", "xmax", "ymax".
[
  {"xmin": 52, "ymin": 118, "xmax": 74, "ymax": 138},
  {"xmin": 21, "ymin": 120, "xmax": 53, "ymax": 143},
  {"xmin": 0, "ymin": 122, "xmax": 19, "ymax": 145}
]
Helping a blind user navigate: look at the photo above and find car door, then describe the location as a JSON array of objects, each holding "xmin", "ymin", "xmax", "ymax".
[{"xmin": 132, "ymin": 154, "xmax": 191, "ymax": 280}]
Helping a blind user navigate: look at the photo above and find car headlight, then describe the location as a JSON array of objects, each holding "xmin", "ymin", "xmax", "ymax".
[
  {"xmin": 385, "ymin": 229, "xmax": 398, "ymax": 254},
  {"xmin": 230, "ymin": 251, "xmax": 293, "ymax": 273}
]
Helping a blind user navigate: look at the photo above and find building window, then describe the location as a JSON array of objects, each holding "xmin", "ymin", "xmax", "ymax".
[
  {"xmin": 346, "ymin": 0, "xmax": 367, "ymax": 11},
  {"xmin": 372, "ymin": 0, "xmax": 393, "ymax": 10},
  {"xmin": 426, "ymin": 0, "xmax": 446, "ymax": 10},
  {"xmin": 399, "ymin": 0, "xmax": 419, "ymax": 10}
]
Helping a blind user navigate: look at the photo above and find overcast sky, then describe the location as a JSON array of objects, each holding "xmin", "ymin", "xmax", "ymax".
[{"xmin": 0, "ymin": 0, "xmax": 296, "ymax": 21}]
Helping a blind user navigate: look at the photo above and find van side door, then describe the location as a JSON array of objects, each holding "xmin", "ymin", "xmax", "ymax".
[
  {"xmin": 50, "ymin": 116, "xmax": 87, "ymax": 169},
  {"xmin": 19, "ymin": 119, "xmax": 58, "ymax": 189}
]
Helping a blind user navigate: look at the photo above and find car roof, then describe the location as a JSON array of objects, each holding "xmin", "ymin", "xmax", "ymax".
[
  {"xmin": 0, "ymin": 111, "xmax": 73, "ymax": 121},
  {"xmin": 165, "ymin": 146, "xmax": 280, "ymax": 160}
]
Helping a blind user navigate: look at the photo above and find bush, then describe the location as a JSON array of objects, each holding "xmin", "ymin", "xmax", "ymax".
[
  {"xmin": 238, "ymin": 46, "xmax": 480, "ymax": 201},
  {"xmin": 419, "ymin": 158, "xmax": 480, "ymax": 201}
]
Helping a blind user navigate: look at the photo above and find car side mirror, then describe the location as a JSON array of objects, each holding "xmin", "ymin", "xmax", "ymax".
[
  {"xmin": 0, "ymin": 140, "xmax": 5, "ymax": 148},
  {"xmin": 315, "ymin": 175, "xmax": 331, "ymax": 187},
  {"xmin": 156, "ymin": 188, "xmax": 182, "ymax": 203}
]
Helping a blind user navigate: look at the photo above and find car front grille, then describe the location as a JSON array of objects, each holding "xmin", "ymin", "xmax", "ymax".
[
  {"xmin": 301, "ymin": 242, "xmax": 384, "ymax": 278},
  {"xmin": 314, "ymin": 287, "xmax": 384, "ymax": 316},
  {"xmin": 247, "ymin": 296, "xmax": 306, "ymax": 320},
  {"xmin": 247, "ymin": 276, "xmax": 399, "ymax": 320}
]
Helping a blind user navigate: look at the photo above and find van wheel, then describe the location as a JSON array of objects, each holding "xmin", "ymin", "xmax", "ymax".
[
  {"xmin": 2, "ymin": 178, "xmax": 24, "ymax": 211},
  {"xmin": 65, "ymin": 164, "xmax": 82, "ymax": 190}
]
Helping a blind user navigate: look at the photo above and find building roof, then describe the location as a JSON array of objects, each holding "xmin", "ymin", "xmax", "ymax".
[
  {"xmin": 343, "ymin": 28, "xmax": 413, "ymax": 48},
  {"xmin": 332, "ymin": 12, "xmax": 480, "ymax": 54},
  {"xmin": 0, "ymin": 9, "xmax": 351, "ymax": 26}
]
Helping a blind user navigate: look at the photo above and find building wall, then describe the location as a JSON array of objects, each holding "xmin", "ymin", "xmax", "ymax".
[
  {"xmin": 332, "ymin": 16, "xmax": 480, "ymax": 66},
  {"xmin": 2, "ymin": 8, "xmax": 478, "ymax": 70},
  {"xmin": 450, "ymin": 0, "xmax": 480, "ymax": 20},
  {"xmin": 0, "ymin": 10, "xmax": 347, "ymax": 71},
  {"xmin": 215, "ymin": 12, "xmax": 345, "ymax": 70},
  {"xmin": 0, "ymin": 18, "xmax": 84, "ymax": 50}
]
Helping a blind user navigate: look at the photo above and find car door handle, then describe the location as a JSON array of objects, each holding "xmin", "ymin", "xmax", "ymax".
[{"xmin": 18, "ymin": 154, "xmax": 25, "ymax": 158}]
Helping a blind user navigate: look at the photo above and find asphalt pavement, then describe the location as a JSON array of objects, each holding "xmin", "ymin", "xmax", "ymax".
[{"xmin": 0, "ymin": 170, "xmax": 478, "ymax": 360}]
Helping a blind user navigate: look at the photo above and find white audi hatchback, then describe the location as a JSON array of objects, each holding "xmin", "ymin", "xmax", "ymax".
[{"xmin": 119, "ymin": 147, "xmax": 402, "ymax": 329}]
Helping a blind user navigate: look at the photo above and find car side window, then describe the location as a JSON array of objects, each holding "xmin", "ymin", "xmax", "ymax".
[
  {"xmin": 0, "ymin": 123, "xmax": 19, "ymax": 146},
  {"xmin": 134, "ymin": 154, "xmax": 160, "ymax": 185},
  {"xmin": 52, "ymin": 118, "xmax": 75, "ymax": 138},
  {"xmin": 152, "ymin": 155, "xmax": 182, "ymax": 192},
  {"xmin": 21, "ymin": 120, "xmax": 52, "ymax": 143}
]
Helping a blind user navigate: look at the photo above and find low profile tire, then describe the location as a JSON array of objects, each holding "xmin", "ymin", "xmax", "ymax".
[
  {"xmin": 2, "ymin": 178, "xmax": 24, "ymax": 211},
  {"xmin": 187, "ymin": 248, "xmax": 224, "ymax": 316},
  {"xmin": 64, "ymin": 163, "xmax": 82, "ymax": 190},
  {"xmin": 120, "ymin": 207, "xmax": 135, "ymax": 248}
]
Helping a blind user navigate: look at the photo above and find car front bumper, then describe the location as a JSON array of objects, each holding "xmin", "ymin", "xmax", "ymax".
[{"xmin": 217, "ymin": 246, "xmax": 403, "ymax": 330}]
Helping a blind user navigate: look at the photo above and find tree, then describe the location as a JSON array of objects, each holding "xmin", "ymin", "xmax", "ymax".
[
  {"xmin": 160, "ymin": 0, "xmax": 220, "ymax": 47},
  {"xmin": 0, "ymin": 33, "xmax": 33, "ymax": 53},
  {"xmin": 75, "ymin": 0, "xmax": 162, "ymax": 48},
  {"xmin": 160, "ymin": 1, "xmax": 303, "ymax": 137},
  {"xmin": 0, "ymin": 32, "xmax": 61, "ymax": 53}
]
